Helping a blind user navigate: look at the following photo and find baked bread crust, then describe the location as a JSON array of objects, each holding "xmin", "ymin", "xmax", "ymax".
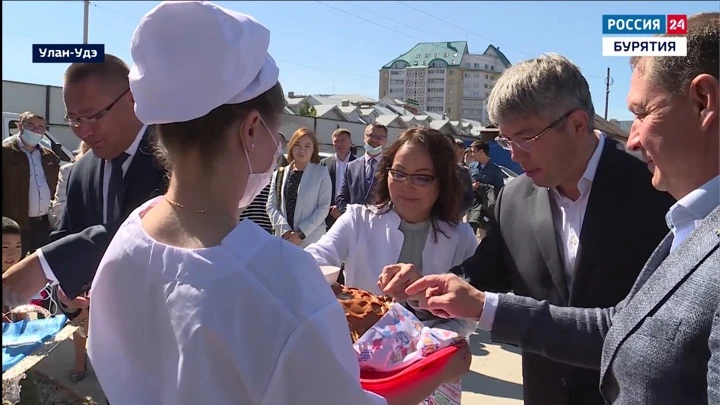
[{"xmin": 332, "ymin": 283, "xmax": 394, "ymax": 343}]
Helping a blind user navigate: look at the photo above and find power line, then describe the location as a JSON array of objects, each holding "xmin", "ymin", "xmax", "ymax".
[
  {"xmin": 345, "ymin": 2, "xmax": 437, "ymax": 38},
  {"xmin": 315, "ymin": 1, "xmax": 426, "ymax": 42}
]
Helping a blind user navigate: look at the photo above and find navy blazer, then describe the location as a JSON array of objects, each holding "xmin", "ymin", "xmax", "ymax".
[
  {"xmin": 336, "ymin": 156, "xmax": 376, "ymax": 212},
  {"xmin": 42, "ymin": 129, "xmax": 168, "ymax": 299},
  {"xmin": 320, "ymin": 154, "xmax": 356, "ymax": 228}
]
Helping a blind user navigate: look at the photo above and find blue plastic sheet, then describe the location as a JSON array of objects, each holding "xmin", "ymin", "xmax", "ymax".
[{"xmin": 2, "ymin": 315, "xmax": 68, "ymax": 372}]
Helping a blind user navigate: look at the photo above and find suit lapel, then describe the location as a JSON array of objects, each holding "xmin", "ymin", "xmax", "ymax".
[
  {"xmin": 327, "ymin": 157, "xmax": 337, "ymax": 198},
  {"xmin": 529, "ymin": 187, "xmax": 569, "ymax": 302},
  {"xmin": 600, "ymin": 207, "xmax": 720, "ymax": 384},
  {"xmin": 119, "ymin": 128, "xmax": 156, "ymax": 213},
  {"xmin": 570, "ymin": 140, "xmax": 624, "ymax": 301},
  {"xmin": 92, "ymin": 155, "xmax": 105, "ymax": 221}
]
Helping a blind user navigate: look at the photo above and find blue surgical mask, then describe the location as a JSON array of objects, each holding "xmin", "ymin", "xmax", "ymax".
[
  {"xmin": 364, "ymin": 142, "xmax": 383, "ymax": 156},
  {"xmin": 20, "ymin": 129, "xmax": 43, "ymax": 147}
]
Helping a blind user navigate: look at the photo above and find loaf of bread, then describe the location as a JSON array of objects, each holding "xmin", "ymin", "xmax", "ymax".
[{"xmin": 332, "ymin": 283, "xmax": 394, "ymax": 343}]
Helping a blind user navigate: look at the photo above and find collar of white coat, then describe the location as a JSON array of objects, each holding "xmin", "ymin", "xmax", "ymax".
[
  {"xmin": 366, "ymin": 204, "xmax": 456, "ymax": 239},
  {"xmin": 551, "ymin": 131, "xmax": 606, "ymax": 200},
  {"xmin": 665, "ymin": 174, "xmax": 720, "ymax": 234}
]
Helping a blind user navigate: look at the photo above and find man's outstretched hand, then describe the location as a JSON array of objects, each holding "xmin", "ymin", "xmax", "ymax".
[
  {"xmin": 2, "ymin": 253, "xmax": 49, "ymax": 309},
  {"xmin": 405, "ymin": 273, "xmax": 485, "ymax": 320}
]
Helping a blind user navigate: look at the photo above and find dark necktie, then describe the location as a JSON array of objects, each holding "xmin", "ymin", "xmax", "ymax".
[
  {"xmin": 106, "ymin": 152, "xmax": 129, "ymax": 222},
  {"xmin": 366, "ymin": 158, "xmax": 376, "ymax": 187}
]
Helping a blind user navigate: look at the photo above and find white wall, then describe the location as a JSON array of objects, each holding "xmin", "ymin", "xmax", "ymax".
[
  {"xmin": 280, "ymin": 115, "xmax": 404, "ymax": 154},
  {"xmin": 2, "ymin": 80, "xmax": 79, "ymax": 150}
]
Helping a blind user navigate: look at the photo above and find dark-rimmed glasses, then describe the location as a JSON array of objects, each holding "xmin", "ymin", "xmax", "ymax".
[
  {"xmin": 64, "ymin": 88, "xmax": 130, "ymax": 128},
  {"xmin": 495, "ymin": 109, "xmax": 576, "ymax": 152},
  {"xmin": 388, "ymin": 168, "xmax": 436, "ymax": 186}
]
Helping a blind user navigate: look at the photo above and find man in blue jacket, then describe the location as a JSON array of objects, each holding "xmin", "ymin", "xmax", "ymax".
[{"xmin": 467, "ymin": 139, "xmax": 504, "ymax": 237}]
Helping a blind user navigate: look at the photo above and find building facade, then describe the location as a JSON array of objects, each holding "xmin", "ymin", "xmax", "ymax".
[{"xmin": 378, "ymin": 41, "xmax": 511, "ymax": 122}]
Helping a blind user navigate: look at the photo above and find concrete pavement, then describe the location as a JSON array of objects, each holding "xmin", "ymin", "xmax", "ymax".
[{"xmin": 31, "ymin": 330, "xmax": 523, "ymax": 404}]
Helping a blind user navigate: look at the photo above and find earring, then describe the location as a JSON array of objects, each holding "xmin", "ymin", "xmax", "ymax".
[{"xmin": 251, "ymin": 144, "xmax": 255, "ymax": 149}]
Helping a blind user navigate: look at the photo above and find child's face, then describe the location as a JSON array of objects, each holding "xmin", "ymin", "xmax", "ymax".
[{"xmin": 2, "ymin": 234, "xmax": 22, "ymax": 272}]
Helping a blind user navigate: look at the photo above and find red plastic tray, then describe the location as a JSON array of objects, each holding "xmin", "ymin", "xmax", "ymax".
[{"xmin": 359, "ymin": 342, "xmax": 462, "ymax": 396}]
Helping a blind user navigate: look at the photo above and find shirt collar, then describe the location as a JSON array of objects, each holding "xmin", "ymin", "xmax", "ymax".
[
  {"xmin": 665, "ymin": 174, "xmax": 720, "ymax": 232},
  {"xmin": 365, "ymin": 153, "xmax": 381, "ymax": 163},
  {"xmin": 336, "ymin": 153, "xmax": 351, "ymax": 164},
  {"xmin": 123, "ymin": 125, "xmax": 147, "ymax": 158},
  {"xmin": 552, "ymin": 132, "xmax": 606, "ymax": 199}
]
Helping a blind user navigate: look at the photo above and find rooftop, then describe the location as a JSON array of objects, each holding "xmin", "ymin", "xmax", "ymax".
[{"xmin": 381, "ymin": 41, "xmax": 512, "ymax": 69}]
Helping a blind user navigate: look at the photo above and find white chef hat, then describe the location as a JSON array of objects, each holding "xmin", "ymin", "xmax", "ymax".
[{"xmin": 128, "ymin": 1, "xmax": 280, "ymax": 125}]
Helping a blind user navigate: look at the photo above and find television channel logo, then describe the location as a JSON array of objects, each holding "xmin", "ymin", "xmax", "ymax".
[
  {"xmin": 32, "ymin": 44, "xmax": 105, "ymax": 63},
  {"xmin": 601, "ymin": 15, "xmax": 687, "ymax": 57}
]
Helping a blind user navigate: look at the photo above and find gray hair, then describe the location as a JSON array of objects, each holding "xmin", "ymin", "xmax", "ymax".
[{"xmin": 487, "ymin": 53, "xmax": 595, "ymax": 131}]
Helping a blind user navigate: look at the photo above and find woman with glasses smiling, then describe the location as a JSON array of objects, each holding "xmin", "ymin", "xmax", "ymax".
[{"xmin": 305, "ymin": 127, "xmax": 479, "ymax": 337}]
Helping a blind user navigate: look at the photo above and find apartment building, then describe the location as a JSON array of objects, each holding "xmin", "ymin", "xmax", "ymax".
[{"xmin": 378, "ymin": 41, "xmax": 511, "ymax": 122}]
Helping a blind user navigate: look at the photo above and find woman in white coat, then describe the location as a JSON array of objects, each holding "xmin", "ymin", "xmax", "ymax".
[
  {"xmin": 86, "ymin": 3, "xmax": 469, "ymax": 404},
  {"xmin": 305, "ymin": 127, "xmax": 479, "ymax": 337},
  {"xmin": 267, "ymin": 127, "xmax": 331, "ymax": 248}
]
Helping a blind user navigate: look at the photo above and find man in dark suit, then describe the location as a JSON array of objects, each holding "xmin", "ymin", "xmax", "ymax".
[
  {"xmin": 2, "ymin": 112, "xmax": 60, "ymax": 254},
  {"xmin": 403, "ymin": 14, "xmax": 720, "ymax": 403},
  {"xmin": 320, "ymin": 128, "xmax": 356, "ymax": 230},
  {"xmin": 449, "ymin": 54, "xmax": 674, "ymax": 404},
  {"xmin": 336, "ymin": 123, "xmax": 387, "ymax": 212},
  {"xmin": 2, "ymin": 54, "xmax": 167, "ymax": 311}
]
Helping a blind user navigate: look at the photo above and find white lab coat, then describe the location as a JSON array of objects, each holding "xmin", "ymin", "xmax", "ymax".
[
  {"xmin": 305, "ymin": 204, "xmax": 480, "ymax": 336},
  {"xmin": 88, "ymin": 197, "xmax": 386, "ymax": 405}
]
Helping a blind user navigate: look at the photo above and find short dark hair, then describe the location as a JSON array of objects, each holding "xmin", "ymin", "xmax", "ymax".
[
  {"xmin": 373, "ymin": 128, "xmax": 463, "ymax": 241},
  {"xmin": 2, "ymin": 217, "xmax": 21, "ymax": 235},
  {"xmin": 331, "ymin": 128, "xmax": 352, "ymax": 140},
  {"xmin": 155, "ymin": 82, "xmax": 286, "ymax": 172},
  {"xmin": 471, "ymin": 139, "xmax": 490, "ymax": 154},
  {"xmin": 64, "ymin": 53, "xmax": 130, "ymax": 92},
  {"xmin": 630, "ymin": 12, "xmax": 719, "ymax": 97}
]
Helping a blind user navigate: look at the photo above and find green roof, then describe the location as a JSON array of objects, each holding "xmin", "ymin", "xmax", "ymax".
[
  {"xmin": 381, "ymin": 41, "xmax": 469, "ymax": 69},
  {"xmin": 482, "ymin": 45, "xmax": 512, "ymax": 68},
  {"xmin": 381, "ymin": 41, "xmax": 512, "ymax": 70}
]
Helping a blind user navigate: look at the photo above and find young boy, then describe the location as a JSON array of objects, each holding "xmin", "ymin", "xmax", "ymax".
[{"xmin": 2, "ymin": 216, "xmax": 22, "ymax": 273}]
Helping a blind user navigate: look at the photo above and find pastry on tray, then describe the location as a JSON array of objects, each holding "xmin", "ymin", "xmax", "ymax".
[{"xmin": 332, "ymin": 283, "xmax": 394, "ymax": 343}]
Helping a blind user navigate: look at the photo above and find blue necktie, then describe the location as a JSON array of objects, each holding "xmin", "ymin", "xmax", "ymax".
[
  {"xmin": 106, "ymin": 152, "xmax": 129, "ymax": 222},
  {"xmin": 366, "ymin": 158, "xmax": 376, "ymax": 187}
]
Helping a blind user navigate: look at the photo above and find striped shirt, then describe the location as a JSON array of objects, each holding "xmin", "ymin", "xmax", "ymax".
[{"xmin": 239, "ymin": 184, "xmax": 273, "ymax": 234}]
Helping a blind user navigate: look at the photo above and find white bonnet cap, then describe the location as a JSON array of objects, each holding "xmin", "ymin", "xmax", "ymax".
[{"xmin": 129, "ymin": 1, "xmax": 279, "ymax": 125}]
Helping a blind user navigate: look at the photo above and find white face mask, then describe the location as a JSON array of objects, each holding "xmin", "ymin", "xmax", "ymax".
[
  {"xmin": 20, "ymin": 128, "xmax": 44, "ymax": 147},
  {"xmin": 364, "ymin": 142, "xmax": 383, "ymax": 156},
  {"xmin": 238, "ymin": 118, "xmax": 281, "ymax": 209}
]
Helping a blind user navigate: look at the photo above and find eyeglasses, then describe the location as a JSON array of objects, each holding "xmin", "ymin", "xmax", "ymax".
[
  {"xmin": 64, "ymin": 88, "xmax": 130, "ymax": 128},
  {"xmin": 495, "ymin": 109, "xmax": 576, "ymax": 152},
  {"xmin": 388, "ymin": 168, "xmax": 436, "ymax": 186}
]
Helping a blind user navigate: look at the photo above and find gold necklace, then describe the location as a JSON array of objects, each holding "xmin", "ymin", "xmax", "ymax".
[{"xmin": 163, "ymin": 196, "xmax": 238, "ymax": 224}]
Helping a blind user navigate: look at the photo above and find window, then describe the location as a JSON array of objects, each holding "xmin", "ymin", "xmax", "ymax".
[
  {"xmin": 464, "ymin": 73, "xmax": 469, "ymax": 78},
  {"xmin": 425, "ymin": 54, "xmax": 430, "ymax": 58},
  {"xmin": 486, "ymin": 92, "xmax": 489, "ymax": 97},
  {"xmin": 413, "ymin": 61, "xmax": 418, "ymax": 66},
  {"xmin": 449, "ymin": 69, "xmax": 455, "ymax": 75},
  {"xmin": 485, "ymin": 74, "xmax": 489, "ymax": 79},
  {"xmin": 490, "ymin": 66, "xmax": 495, "ymax": 71},
  {"xmin": 448, "ymin": 79, "xmax": 455, "ymax": 85},
  {"xmin": 473, "ymin": 63, "xmax": 480, "ymax": 68},
  {"xmin": 447, "ymin": 107, "xmax": 452, "ymax": 114},
  {"xmin": 444, "ymin": 52, "xmax": 448, "ymax": 57},
  {"xmin": 484, "ymin": 83, "xmax": 488, "ymax": 88},
  {"xmin": 474, "ymin": 73, "xmax": 480, "ymax": 78},
  {"xmin": 473, "ymin": 83, "xmax": 479, "ymax": 88},
  {"xmin": 485, "ymin": 64, "xmax": 489, "ymax": 69}
]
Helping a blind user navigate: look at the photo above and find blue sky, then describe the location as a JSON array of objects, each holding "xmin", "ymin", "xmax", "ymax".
[{"xmin": 2, "ymin": 1, "xmax": 715, "ymax": 121}]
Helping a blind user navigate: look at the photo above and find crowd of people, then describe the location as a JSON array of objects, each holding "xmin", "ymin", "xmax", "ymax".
[{"xmin": 2, "ymin": 2, "xmax": 718, "ymax": 405}]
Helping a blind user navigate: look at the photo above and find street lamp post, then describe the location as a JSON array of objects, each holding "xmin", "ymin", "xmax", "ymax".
[{"xmin": 83, "ymin": 0, "xmax": 89, "ymax": 44}]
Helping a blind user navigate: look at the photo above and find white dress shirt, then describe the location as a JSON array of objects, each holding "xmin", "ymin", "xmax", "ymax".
[
  {"xmin": 17, "ymin": 136, "xmax": 52, "ymax": 218},
  {"xmin": 479, "ymin": 134, "xmax": 606, "ymax": 331},
  {"xmin": 37, "ymin": 126, "xmax": 147, "ymax": 285},
  {"xmin": 333, "ymin": 152, "xmax": 352, "ymax": 200},
  {"xmin": 88, "ymin": 197, "xmax": 387, "ymax": 405},
  {"xmin": 665, "ymin": 174, "xmax": 719, "ymax": 253}
]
